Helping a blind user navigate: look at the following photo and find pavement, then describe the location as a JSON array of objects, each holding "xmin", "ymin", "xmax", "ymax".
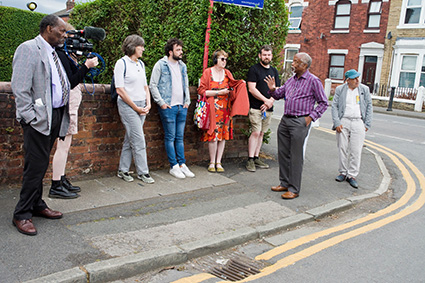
[{"xmin": 0, "ymin": 105, "xmax": 424, "ymax": 283}]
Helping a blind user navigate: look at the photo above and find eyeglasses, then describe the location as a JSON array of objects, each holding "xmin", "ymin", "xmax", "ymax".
[{"xmin": 219, "ymin": 57, "xmax": 227, "ymax": 62}]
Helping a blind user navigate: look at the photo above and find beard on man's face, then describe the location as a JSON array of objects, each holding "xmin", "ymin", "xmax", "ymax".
[
  {"xmin": 261, "ymin": 59, "xmax": 271, "ymax": 66},
  {"xmin": 173, "ymin": 53, "xmax": 182, "ymax": 61}
]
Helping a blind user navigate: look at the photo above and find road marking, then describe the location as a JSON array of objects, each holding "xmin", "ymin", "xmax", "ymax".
[
  {"xmin": 320, "ymin": 126, "xmax": 414, "ymax": 143},
  {"xmin": 255, "ymin": 136, "xmax": 414, "ymax": 261},
  {"xmin": 172, "ymin": 128, "xmax": 424, "ymax": 283},
  {"xmin": 372, "ymin": 132, "xmax": 414, "ymax": 142},
  {"xmin": 236, "ymin": 142, "xmax": 424, "ymax": 282},
  {"xmin": 173, "ymin": 274, "xmax": 216, "ymax": 282},
  {"xmin": 373, "ymin": 118, "xmax": 425, "ymax": 129}
]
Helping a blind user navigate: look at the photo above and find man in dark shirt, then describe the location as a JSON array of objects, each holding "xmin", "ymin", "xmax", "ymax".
[{"xmin": 246, "ymin": 45, "xmax": 280, "ymax": 172}]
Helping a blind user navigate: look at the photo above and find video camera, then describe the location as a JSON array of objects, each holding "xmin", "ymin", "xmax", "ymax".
[{"xmin": 59, "ymin": 26, "xmax": 106, "ymax": 56}]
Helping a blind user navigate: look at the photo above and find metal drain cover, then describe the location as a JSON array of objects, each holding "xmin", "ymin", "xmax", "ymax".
[{"xmin": 208, "ymin": 258, "xmax": 260, "ymax": 281}]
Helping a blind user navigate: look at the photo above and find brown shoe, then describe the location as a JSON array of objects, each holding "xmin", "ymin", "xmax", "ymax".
[
  {"xmin": 13, "ymin": 219, "xmax": 37, "ymax": 236},
  {"xmin": 281, "ymin": 191, "xmax": 299, "ymax": 199},
  {"xmin": 271, "ymin": 185, "xmax": 288, "ymax": 192},
  {"xmin": 33, "ymin": 208, "xmax": 63, "ymax": 219}
]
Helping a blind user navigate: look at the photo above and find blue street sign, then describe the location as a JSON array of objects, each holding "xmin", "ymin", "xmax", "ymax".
[{"xmin": 214, "ymin": 0, "xmax": 264, "ymax": 9}]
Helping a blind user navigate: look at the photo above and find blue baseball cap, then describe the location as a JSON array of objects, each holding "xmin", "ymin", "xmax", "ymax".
[{"xmin": 345, "ymin": 69, "xmax": 361, "ymax": 80}]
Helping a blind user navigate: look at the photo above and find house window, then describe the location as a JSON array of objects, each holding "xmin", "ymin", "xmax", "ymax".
[
  {"xmin": 367, "ymin": 0, "xmax": 382, "ymax": 28},
  {"xmin": 329, "ymin": 54, "xmax": 345, "ymax": 80},
  {"xmin": 334, "ymin": 0, "xmax": 351, "ymax": 29},
  {"xmin": 289, "ymin": 4, "xmax": 303, "ymax": 29},
  {"xmin": 284, "ymin": 49, "xmax": 298, "ymax": 73},
  {"xmin": 404, "ymin": 0, "xmax": 422, "ymax": 24},
  {"xmin": 420, "ymin": 56, "xmax": 425, "ymax": 86},
  {"xmin": 399, "ymin": 55, "xmax": 417, "ymax": 88}
]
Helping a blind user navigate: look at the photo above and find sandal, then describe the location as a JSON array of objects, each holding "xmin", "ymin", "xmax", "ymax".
[
  {"xmin": 216, "ymin": 163, "xmax": 225, "ymax": 173},
  {"xmin": 208, "ymin": 163, "xmax": 216, "ymax": 173}
]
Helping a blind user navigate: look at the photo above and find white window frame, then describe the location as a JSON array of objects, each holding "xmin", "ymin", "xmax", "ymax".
[
  {"xmin": 283, "ymin": 45, "xmax": 300, "ymax": 73},
  {"xmin": 398, "ymin": 0, "xmax": 425, "ymax": 29},
  {"xmin": 366, "ymin": 0, "xmax": 382, "ymax": 29},
  {"xmin": 398, "ymin": 55, "xmax": 418, "ymax": 88},
  {"xmin": 328, "ymin": 49, "xmax": 348, "ymax": 83},
  {"xmin": 334, "ymin": 0, "xmax": 352, "ymax": 30},
  {"xmin": 288, "ymin": 3, "xmax": 303, "ymax": 30},
  {"xmin": 286, "ymin": 0, "xmax": 309, "ymax": 33},
  {"xmin": 391, "ymin": 38, "xmax": 425, "ymax": 89}
]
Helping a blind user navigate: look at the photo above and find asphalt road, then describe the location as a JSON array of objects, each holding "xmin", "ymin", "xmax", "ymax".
[{"xmin": 135, "ymin": 108, "xmax": 425, "ymax": 283}]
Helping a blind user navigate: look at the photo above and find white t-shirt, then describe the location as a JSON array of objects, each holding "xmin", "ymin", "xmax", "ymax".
[
  {"xmin": 343, "ymin": 87, "xmax": 362, "ymax": 119},
  {"xmin": 168, "ymin": 60, "xmax": 184, "ymax": 106},
  {"xmin": 114, "ymin": 56, "xmax": 147, "ymax": 102}
]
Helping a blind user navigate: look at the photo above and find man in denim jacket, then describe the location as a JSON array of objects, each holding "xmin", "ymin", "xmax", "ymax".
[{"xmin": 150, "ymin": 38, "xmax": 194, "ymax": 179}]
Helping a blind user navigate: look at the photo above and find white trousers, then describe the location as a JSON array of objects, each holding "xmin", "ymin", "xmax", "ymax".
[{"xmin": 336, "ymin": 118, "xmax": 366, "ymax": 179}]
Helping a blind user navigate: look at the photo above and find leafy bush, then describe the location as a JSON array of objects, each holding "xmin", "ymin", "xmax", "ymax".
[
  {"xmin": 0, "ymin": 7, "xmax": 45, "ymax": 81},
  {"xmin": 70, "ymin": 0, "xmax": 288, "ymax": 85}
]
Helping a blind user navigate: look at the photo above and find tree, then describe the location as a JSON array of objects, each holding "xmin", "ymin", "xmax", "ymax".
[{"xmin": 70, "ymin": 0, "xmax": 289, "ymax": 85}]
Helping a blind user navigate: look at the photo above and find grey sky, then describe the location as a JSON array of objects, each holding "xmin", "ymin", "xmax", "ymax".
[{"xmin": 1, "ymin": 0, "xmax": 92, "ymax": 14}]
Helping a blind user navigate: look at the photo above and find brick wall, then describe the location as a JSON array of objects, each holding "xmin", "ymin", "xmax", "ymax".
[
  {"xmin": 285, "ymin": 0, "xmax": 389, "ymax": 84},
  {"xmin": 0, "ymin": 82, "xmax": 249, "ymax": 186}
]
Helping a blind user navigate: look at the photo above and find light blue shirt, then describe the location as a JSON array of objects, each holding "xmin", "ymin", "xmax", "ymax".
[{"xmin": 40, "ymin": 36, "xmax": 68, "ymax": 108}]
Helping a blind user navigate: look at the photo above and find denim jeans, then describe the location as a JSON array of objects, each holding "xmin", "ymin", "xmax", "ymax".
[{"xmin": 158, "ymin": 105, "xmax": 188, "ymax": 167}]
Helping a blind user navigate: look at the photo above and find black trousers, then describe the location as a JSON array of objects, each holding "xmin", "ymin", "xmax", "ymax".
[
  {"xmin": 277, "ymin": 116, "xmax": 311, "ymax": 194},
  {"xmin": 13, "ymin": 107, "xmax": 64, "ymax": 220}
]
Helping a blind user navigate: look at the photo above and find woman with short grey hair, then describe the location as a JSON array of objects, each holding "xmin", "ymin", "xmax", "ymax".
[{"xmin": 114, "ymin": 34, "xmax": 154, "ymax": 184}]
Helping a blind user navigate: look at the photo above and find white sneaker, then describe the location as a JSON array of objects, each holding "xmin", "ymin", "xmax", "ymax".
[
  {"xmin": 137, "ymin": 173, "xmax": 155, "ymax": 184},
  {"xmin": 180, "ymin": 164, "xmax": 195, "ymax": 178},
  {"xmin": 170, "ymin": 164, "xmax": 185, "ymax": 179},
  {"xmin": 117, "ymin": 170, "xmax": 134, "ymax": 182}
]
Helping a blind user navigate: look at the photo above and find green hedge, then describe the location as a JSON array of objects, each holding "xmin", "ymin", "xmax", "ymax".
[
  {"xmin": 70, "ymin": 0, "xmax": 288, "ymax": 85},
  {"xmin": 0, "ymin": 7, "xmax": 46, "ymax": 81}
]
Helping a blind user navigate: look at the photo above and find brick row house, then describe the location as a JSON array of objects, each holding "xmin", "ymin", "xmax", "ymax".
[
  {"xmin": 283, "ymin": 0, "xmax": 390, "ymax": 94},
  {"xmin": 380, "ymin": 0, "xmax": 425, "ymax": 98}
]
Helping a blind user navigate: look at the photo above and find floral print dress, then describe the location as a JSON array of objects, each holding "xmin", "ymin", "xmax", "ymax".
[{"xmin": 202, "ymin": 74, "xmax": 233, "ymax": 141}]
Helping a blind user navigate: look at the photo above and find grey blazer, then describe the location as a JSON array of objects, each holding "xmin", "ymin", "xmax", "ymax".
[
  {"xmin": 12, "ymin": 35, "xmax": 69, "ymax": 136},
  {"xmin": 331, "ymin": 83, "xmax": 373, "ymax": 130}
]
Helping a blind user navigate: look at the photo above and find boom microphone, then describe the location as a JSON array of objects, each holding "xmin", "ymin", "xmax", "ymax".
[
  {"xmin": 67, "ymin": 26, "xmax": 106, "ymax": 41},
  {"xmin": 83, "ymin": 26, "xmax": 106, "ymax": 41}
]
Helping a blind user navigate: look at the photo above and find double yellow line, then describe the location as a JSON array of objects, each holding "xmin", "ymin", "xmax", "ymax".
[{"xmin": 174, "ymin": 127, "xmax": 425, "ymax": 283}]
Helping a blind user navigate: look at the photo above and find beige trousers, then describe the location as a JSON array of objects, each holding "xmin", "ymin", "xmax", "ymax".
[{"xmin": 336, "ymin": 117, "xmax": 366, "ymax": 179}]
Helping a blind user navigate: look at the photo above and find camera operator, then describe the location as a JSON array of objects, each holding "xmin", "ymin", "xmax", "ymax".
[{"xmin": 49, "ymin": 23, "xmax": 98, "ymax": 199}]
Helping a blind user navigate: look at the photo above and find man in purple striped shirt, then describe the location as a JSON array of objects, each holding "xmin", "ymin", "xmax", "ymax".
[{"xmin": 265, "ymin": 52, "xmax": 328, "ymax": 199}]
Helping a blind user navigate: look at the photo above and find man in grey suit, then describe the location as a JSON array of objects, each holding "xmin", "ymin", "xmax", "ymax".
[
  {"xmin": 331, "ymin": 69, "xmax": 373, "ymax": 189},
  {"xmin": 11, "ymin": 15, "xmax": 74, "ymax": 236}
]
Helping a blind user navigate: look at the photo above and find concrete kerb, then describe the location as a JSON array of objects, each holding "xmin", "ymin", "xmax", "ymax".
[
  {"xmin": 256, "ymin": 213, "xmax": 314, "ymax": 238},
  {"xmin": 179, "ymin": 227, "xmax": 259, "ymax": 260},
  {"xmin": 84, "ymin": 247, "xmax": 187, "ymax": 283},
  {"xmin": 24, "ymin": 147, "xmax": 392, "ymax": 283},
  {"xmin": 305, "ymin": 199, "xmax": 353, "ymax": 219},
  {"xmin": 23, "ymin": 267, "xmax": 87, "ymax": 283}
]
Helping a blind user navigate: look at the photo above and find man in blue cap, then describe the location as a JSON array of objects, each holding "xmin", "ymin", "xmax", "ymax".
[{"xmin": 331, "ymin": 69, "xmax": 373, "ymax": 188}]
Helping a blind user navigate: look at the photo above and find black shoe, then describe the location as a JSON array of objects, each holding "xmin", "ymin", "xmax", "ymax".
[
  {"xmin": 346, "ymin": 177, "xmax": 358, "ymax": 189},
  {"xmin": 61, "ymin": 175, "xmax": 81, "ymax": 193},
  {"xmin": 335, "ymin": 174, "xmax": 346, "ymax": 182},
  {"xmin": 49, "ymin": 185, "xmax": 80, "ymax": 199}
]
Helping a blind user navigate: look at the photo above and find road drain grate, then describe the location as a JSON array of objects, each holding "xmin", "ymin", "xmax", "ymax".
[{"xmin": 208, "ymin": 259, "xmax": 261, "ymax": 281}]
